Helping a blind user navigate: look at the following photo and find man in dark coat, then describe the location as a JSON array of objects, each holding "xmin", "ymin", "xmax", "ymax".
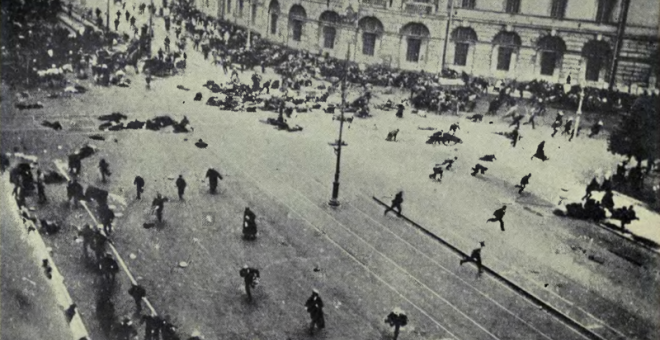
[
  {"xmin": 449, "ymin": 123, "xmax": 460, "ymax": 134},
  {"xmin": 384, "ymin": 191, "xmax": 404, "ymax": 217},
  {"xmin": 261, "ymin": 80, "xmax": 271, "ymax": 94},
  {"xmin": 239, "ymin": 265, "xmax": 260, "ymax": 301},
  {"xmin": 151, "ymin": 193, "xmax": 168, "ymax": 222},
  {"xmin": 515, "ymin": 173, "xmax": 532, "ymax": 194},
  {"xmin": 305, "ymin": 290, "xmax": 325, "ymax": 335},
  {"xmin": 205, "ymin": 168, "xmax": 223, "ymax": 194},
  {"xmin": 98, "ymin": 252, "xmax": 119, "ymax": 282},
  {"xmin": 67, "ymin": 179, "xmax": 84, "ymax": 207},
  {"xmin": 460, "ymin": 241, "xmax": 485, "ymax": 275},
  {"xmin": 486, "ymin": 206, "xmax": 507, "ymax": 231},
  {"xmin": 243, "ymin": 207, "xmax": 257, "ymax": 240},
  {"xmin": 99, "ymin": 159, "xmax": 112, "ymax": 183},
  {"xmin": 98, "ymin": 204, "xmax": 115, "ymax": 235},
  {"xmin": 510, "ymin": 127, "xmax": 521, "ymax": 148},
  {"xmin": 385, "ymin": 308, "xmax": 408, "ymax": 340},
  {"xmin": 36, "ymin": 169, "xmax": 47, "ymax": 203},
  {"xmin": 134, "ymin": 175, "xmax": 145, "ymax": 199},
  {"xmin": 531, "ymin": 141, "xmax": 549, "ymax": 161},
  {"xmin": 471, "ymin": 164, "xmax": 488, "ymax": 176},
  {"xmin": 68, "ymin": 153, "xmax": 82, "ymax": 175},
  {"xmin": 128, "ymin": 284, "xmax": 146, "ymax": 313},
  {"xmin": 601, "ymin": 189, "xmax": 615, "ymax": 213},
  {"xmin": 116, "ymin": 317, "xmax": 138, "ymax": 340},
  {"xmin": 175, "ymin": 175, "xmax": 186, "ymax": 200},
  {"xmin": 141, "ymin": 315, "xmax": 162, "ymax": 340},
  {"xmin": 395, "ymin": 104, "xmax": 404, "ymax": 118}
]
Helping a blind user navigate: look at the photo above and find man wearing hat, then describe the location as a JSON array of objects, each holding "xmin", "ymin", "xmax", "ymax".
[
  {"xmin": 239, "ymin": 265, "xmax": 260, "ymax": 301},
  {"xmin": 460, "ymin": 241, "xmax": 486, "ymax": 275},
  {"xmin": 305, "ymin": 289, "xmax": 325, "ymax": 334}
]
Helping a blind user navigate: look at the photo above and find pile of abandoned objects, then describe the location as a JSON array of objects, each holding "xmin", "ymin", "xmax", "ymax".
[{"xmin": 98, "ymin": 112, "xmax": 191, "ymax": 133}]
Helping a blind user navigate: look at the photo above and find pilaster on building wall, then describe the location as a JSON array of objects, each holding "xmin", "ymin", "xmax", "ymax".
[{"xmin": 210, "ymin": 0, "xmax": 659, "ymax": 91}]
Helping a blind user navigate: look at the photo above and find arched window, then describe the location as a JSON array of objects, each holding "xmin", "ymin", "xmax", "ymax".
[
  {"xmin": 319, "ymin": 11, "xmax": 340, "ymax": 49},
  {"xmin": 358, "ymin": 17, "xmax": 384, "ymax": 56},
  {"xmin": 451, "ymin": 27, "xmax": 477, "ymax": 66},
  {"xmin": 582, "ymin": 40, "xmax": 611, "ymax": 81},
  {"xmin": 400, "ymin": 23, "xmax": 430, "ymax": 63},
  {"xmin": 268, "ymin": 0, "xmax": 280, "ymax": 35},
  {"xmin": 537, "ymin": 35, "xmax": 566, "ymax": 76},
  {"xmin": 288, "ymin": 5, "xmax": 307, "ymax": 42},
  {"xmin": 493, "ymin": 31, "xmax": 521, "ymax": 71}
]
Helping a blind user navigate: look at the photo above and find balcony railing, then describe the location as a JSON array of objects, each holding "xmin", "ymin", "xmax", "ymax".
[
  {"xmin": 361, "ymin": 0, "xmax": 388, "ymax": 8},
  {"xmin": 404, "ymin": 2, "xmax": 434, "ymax": 15}
]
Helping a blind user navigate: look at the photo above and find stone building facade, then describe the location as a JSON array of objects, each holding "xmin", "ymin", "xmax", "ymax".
[{"xmin": 196, "ymin": 0, "xmax": 659, "ymax": 90}]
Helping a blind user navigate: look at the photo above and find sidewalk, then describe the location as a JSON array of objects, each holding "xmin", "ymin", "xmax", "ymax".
[{"xmin": 1, "ymin": 174, "xmax": 87, "ymax": 340}]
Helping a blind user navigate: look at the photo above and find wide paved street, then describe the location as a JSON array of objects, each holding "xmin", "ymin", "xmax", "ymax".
[{"xmin": 2, "ymin": 1, "xmax": 659, "ymax": 340}]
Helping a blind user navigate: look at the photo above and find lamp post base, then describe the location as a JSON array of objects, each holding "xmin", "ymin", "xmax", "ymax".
[{"xmin": 328, "ymin": 181, "xmax": 340, "ymax": 207}]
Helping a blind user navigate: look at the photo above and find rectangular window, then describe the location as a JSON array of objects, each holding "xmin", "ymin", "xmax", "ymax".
[
  {"xmin": 540, "ymin": 51, "xmax": 557, "ymax": 75},
  {"xmin": 550, "ymin": 0, "xmax": 567, "ymax": 19},
  {"xmin": 227, "ymin": 0, "xmax": 231, "ymax": 13},
  {"xmin": 505, "ymin": 0, "xmax": 520, "ymax": 14},
  {"xmin": 323, "ymin": 26, "xmax": 336, "ymax": 49},
  {"xmin": 251, "ymin": 4, "xmax": 257, "ymax": 24},
  {"xmin": 406, "ymin": 38, "xmax": 422, "ymax": 62},
  {"xmin": 454, "ymin": 43, "xmax": 469, "ymax": 66},
  {"xmin": 270, "ymin": 14, "xmax": 278, "ymax": 34},
  {"xmin": 362, "ymin": 33, "xmax": 377, "ymax": 56},
  {"xmin": 292, "ymin": 20, "xmax": 303, "ymax": 41},
  {"xmin": 497, "ymin": 46, "xmax": 513, "ymax": 70},
  {"xmin": 585, "ymin": 57, "xmax": 603, "ymax": 81},
  {"xmin": 461, "ymin": 0, "xmax": 476, "ymax": 9},
  {"xmin": 595, "ymin": 0, "xmax": 614, "ymax": 23},
  {"xmin": 238, "ymin": 0, "xmax": 243, "ymax": 17}
]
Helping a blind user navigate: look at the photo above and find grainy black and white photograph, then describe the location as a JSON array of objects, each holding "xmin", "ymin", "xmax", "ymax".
[{"xmin": 1, "ymin": 0, "xmax": 658, "ymax": 339}]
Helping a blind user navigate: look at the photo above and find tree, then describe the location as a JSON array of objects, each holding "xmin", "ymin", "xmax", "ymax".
[{"xmin": 608, "ymin": 96, "xmax": 659, "ymax": 168}]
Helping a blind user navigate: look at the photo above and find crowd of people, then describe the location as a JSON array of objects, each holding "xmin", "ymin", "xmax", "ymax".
[{"xmin": 3, "ymin": 0, "xmax": 656, "ymax": 339}]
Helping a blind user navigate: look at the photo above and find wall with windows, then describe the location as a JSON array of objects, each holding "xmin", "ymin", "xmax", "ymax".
[{"xmin": 215, "ymin": 0, "xmax": 658, "ymax": 89}]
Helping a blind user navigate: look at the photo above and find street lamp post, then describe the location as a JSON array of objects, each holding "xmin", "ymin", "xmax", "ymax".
[
  {"xmin": 571, "ymin": 83, "xmax": 585, "ymax": 141},
  {"xmin": 329, "ymin": 45, "xmax": 350, "ymax": 207},
  {"xmin": 246, "ymin": 0, "xmax": 252, "ymax": 50},
  {"xmin": 440, "ymin": 0, "xmax": 454, "ymax": 70},
  {"xmin": 329, "ymin": 10, "xmax": 356, "ymax": 207},
  {"xmin": 150, "ymin": 0, "xmax": 154, "ymax": 37}
]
